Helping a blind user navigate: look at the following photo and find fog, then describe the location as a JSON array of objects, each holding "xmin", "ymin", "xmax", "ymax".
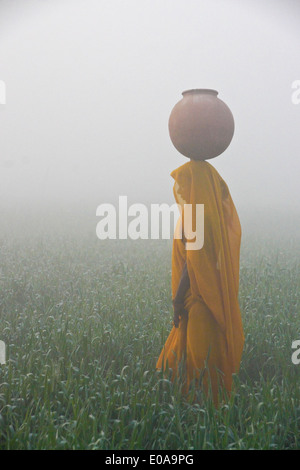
[{"xmin": 0, "ymin": 0, "xmax": 300, "ymax": 226}]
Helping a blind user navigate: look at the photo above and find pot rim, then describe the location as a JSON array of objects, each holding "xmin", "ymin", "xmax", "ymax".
[{"xmin": 182, "ymin": 88, "xmax": 218, "ymax": 96}]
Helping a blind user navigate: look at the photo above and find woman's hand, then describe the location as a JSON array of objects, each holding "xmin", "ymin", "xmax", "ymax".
[{"xmin": 172, "ymin": 299, "xmax": 188, "ymax": 328}]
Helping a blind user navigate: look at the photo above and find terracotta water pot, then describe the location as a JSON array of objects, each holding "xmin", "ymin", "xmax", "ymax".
[{"xmin": 168, "ymin": 89, "xmax": 235, "ymax": 160}]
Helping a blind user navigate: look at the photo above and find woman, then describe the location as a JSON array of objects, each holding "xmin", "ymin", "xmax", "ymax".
[{"xmin": 156, "ymin": 159, "xmax": 244, "ymax": 405}]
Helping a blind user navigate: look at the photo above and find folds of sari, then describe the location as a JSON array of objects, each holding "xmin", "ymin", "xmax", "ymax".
[{"xmin": 156, "ymin": 160, "xmax": 244, "ymax": 405}]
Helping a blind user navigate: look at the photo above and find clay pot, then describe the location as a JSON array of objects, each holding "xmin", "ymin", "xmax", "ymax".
[{"xmin": 168, "ymin": 89, "xmax": 235, "ymax": 160}]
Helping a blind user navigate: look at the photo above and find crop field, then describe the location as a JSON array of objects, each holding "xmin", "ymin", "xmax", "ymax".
[{"xmin": 0, "ymin": 209, "xmax": 299, "ymax": 450}]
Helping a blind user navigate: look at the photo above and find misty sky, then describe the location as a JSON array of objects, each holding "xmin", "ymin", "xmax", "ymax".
[{"xmin": 0, "ymin": 0, "xmax": 299, "ymax": 216}]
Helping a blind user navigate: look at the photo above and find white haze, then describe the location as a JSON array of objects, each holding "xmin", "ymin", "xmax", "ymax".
[{"xmin": 0, "ymin": 0, "xmax": 300, "ymax": 225}]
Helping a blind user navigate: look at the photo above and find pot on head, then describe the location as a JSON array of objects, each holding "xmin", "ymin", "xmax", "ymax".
[{"xmin": 168, "ymin": 89, "xmax": 235, "ymax": 160}]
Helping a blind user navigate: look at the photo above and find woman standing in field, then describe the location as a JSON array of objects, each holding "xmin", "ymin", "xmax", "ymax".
[{"xmin": 156, "ymin": 90, "xmax": 244, "ymax": 405}]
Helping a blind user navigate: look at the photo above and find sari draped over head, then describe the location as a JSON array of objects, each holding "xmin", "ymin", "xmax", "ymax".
[{"xmin": 156, "ymin": 160, "xmax": 244, "ymax": 404}]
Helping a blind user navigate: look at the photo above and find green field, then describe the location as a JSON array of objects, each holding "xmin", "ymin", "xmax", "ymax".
[{"xmin": 0, "ymin": 210, "xmax": 299, "ymax": 449}]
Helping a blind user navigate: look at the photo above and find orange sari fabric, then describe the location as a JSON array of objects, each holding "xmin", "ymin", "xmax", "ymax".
[{"xmin": 156, "ymin": 160, "xmax": 244, "ymax": 404}]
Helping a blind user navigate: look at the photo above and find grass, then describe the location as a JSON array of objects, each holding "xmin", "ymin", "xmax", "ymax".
[{"xmin": 0, "ymin": 209, "xmax": 299, "ymax": 449}]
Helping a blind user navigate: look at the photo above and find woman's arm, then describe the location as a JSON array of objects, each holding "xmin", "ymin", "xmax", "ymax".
[{"xmin": 172, "ymin": 261, "xmax": 190, "ymax": 328}]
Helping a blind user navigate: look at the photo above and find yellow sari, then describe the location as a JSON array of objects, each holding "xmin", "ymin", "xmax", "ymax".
[{"xmin": 156, "ymin": 160, "xmax": 244, "ymax": 404}]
